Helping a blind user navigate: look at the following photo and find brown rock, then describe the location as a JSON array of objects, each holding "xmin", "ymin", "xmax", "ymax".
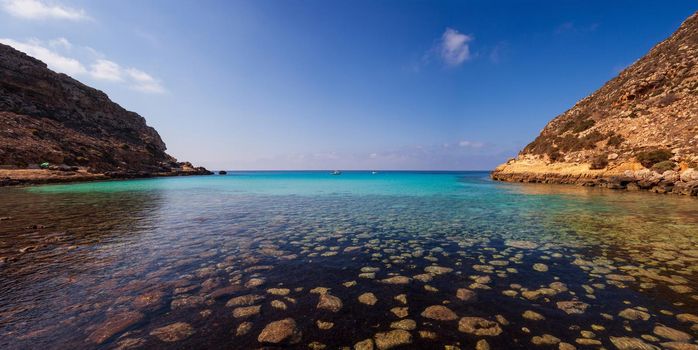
[
  {"xmin": 233, "ymin": 305, "xmax": 261, "ymax": 318},
  {"xmin": 317, "ymin": 293, "xmax": 343, "ymax": 312},
  {"xmin": 374, "ymin": 329, "xmax": 412, "ymax": 350},
  {"xmin": 257, "ymin": 318, "xmax": 302, "ymax": 344},
  {"xmin": 149, "ymin": 322, "xmax": 195, "ymax": 342},
  {"xmin": 556, "ymin": 301, "xmax": 589, "ymax": 315},
  {"xmin": 88, "ymin": 311, "xmax": 144, "ymax": 344},
  {"xmin": 421, "ymin": 305, "xmax": 458, "ymax": 321},
  {"xmin": 458, "ymin": 317, "xmax": 502, "ymax": 336},
  {"xmin": 226, "ymin": 294, "xmax": 264, "ymax": 307},
  {"xmin": 359, "ymin": 292, "xmax": 378, "ymax": 306},
  {"xmin": 653, "ymin": 325, "xmax": 692, "ymax": 342},
  {"xmin": 609, "ymin": 336, "xmax": 659, "ymax": 350},
  {"xmin": 456, "ymin": 288, "xmax": 477, "ymax": 302}
]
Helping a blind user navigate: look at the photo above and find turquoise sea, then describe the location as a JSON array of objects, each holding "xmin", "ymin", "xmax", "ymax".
[{"xmin": 1, "ymin": 171, "xmax": 697, "ymax": 349}]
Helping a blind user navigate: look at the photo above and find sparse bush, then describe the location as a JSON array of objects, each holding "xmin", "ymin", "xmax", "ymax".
[
  {"xmin": 549, "ymin": 150, "xmax": 563, "ymax": 162},
  {"xmin": 637, "ymin": 149, "xmax": 673, "ymax": 168},
  {"xmin": 590, "ymin": 154, "xmax": 609, "ymax": 170},
  {"xmin": 606, "ymin": 133, "xmax": 624, "ymax": 147},
  {"xmin": 562, "ymin": 118, "xmax": 596, "ymax": 133},
  {"xmin": 651, "ymin": 160, "xmax": 675, "ymax": 173}
]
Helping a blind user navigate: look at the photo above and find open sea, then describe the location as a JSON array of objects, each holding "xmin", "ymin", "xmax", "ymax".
[{"xmin": 1, "ymin": 171, "xmax": 697, "ymax": 349}]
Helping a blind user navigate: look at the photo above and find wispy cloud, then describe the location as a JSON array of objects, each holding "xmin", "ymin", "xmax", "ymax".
[
  {"xmin": 0, "ymin": 37, "xmax": 86, "ymax": 75},
  {"xmin": 0, "ymin": 37, "xmax": 165, "ymax": 94},
  {"xmin": 226, "ymin": 139, "xmax": 513, "ymax": 170},
  {"xmin": 555, "ymin": 21, "xmax": 599, "ymax": 35},
  {"xmin": 1, "ymin": 0, "xmax": 88, "ymax": 21},
  {"xmin": 126, "ymin": 68, "xmax": 165, "ymax": 94},
  {"xmin": 458, "ymin": 140, "xmax": 484, "ymax": 148},
  {"xmin": 90, "ymin": 59, "xmax": 123, "ymax": 81},
  {"xmin": 439, "ymin": 28, "xmax": 473, "ymax": 66}
]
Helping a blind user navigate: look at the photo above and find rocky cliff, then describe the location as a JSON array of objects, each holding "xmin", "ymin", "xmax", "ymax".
[
  {"xmin": 0, "ymin": 43, "xmax": 210, "ymax": 185},
  {"xmin": 492, "ymin": 11, "xmax": 698, "ymax": 196}
]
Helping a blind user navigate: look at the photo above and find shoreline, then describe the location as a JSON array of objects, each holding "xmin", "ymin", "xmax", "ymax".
[
  {"xmin": 0, "ymin": 168, "xmax": 213, "ymax": 188},
  {"xmin": 491, "ymin": 160, "xmax": 698, "ymax": 197}
]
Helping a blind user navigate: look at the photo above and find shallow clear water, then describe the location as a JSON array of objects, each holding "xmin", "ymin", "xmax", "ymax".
[{"xmin": 1, "ymin": 171, "xmax": 697, "ymax": 349}]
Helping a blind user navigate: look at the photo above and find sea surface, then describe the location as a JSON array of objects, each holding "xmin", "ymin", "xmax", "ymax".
[{"xmin": 1, "ymin": 171, "xmax": 697, "ymax": 349}]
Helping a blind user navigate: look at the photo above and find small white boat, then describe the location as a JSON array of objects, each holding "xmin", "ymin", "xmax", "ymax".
[
  {"xmin": 331, "ymin": 170, "xmax": 342, "ymax": 175},
  {"xmin": 371, "ymin": 171, "xmax": 377, "ymax": 174}
]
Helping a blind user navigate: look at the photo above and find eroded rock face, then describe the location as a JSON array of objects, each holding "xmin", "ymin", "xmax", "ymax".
[
  {"xmin": 0, "ymin": 43, "xmax": 209, "ymax": 178},
  {"xmin": 491, "ymin": 12, "xmax": 698, "ymax": 196}
]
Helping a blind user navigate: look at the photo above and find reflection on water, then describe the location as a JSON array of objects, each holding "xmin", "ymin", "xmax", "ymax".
[{"xmin": 1, "ymin": 172, "xmax": 697, "ymax": 349}]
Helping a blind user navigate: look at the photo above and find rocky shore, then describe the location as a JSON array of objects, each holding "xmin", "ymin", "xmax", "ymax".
[
  {"xmin": 0, "ymin": 43, "xmax": 211, "ymax": 183},
  {"xmin": 492, "ymin": 12, "xmax": 698, "ymax": 196},
  {"xmin": 0, "ymin": 161, "xmax": 212, "ymax": 187},
  {"xmin": 492, "ymin": 159, "xmax": 698, "ymax": 196}
]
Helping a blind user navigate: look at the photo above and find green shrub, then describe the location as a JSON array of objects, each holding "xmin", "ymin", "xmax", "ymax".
[
  {"xmin": 636, "ymin": 149, "xmax": 673, "ymax": 168},
  {"xmin": 589, "ymin": 154, "xmax": 608, "ymax": 170},
  {"xmin": 651, "ymin": 160, "xmax": 675, "ymax": 173}
]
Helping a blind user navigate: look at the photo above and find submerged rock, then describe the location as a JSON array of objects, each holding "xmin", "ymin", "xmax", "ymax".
[
  {"xmin": 424, "ymin": 265, "xmax": 453, "ymax": 275},
  {"xmin": 380, "ymin": 276, "xmax": 411, "ymax": 285},
  {"xmin": 522, "ymin": 310, "xmax": 545, "ymax": 321},
  {"xmin": 609, "ymin": 336, "xmax": 659, "ymax": 350},
  {"xmin": 458, "ymin": 317, "xmax": 502, "ymax": 336},
  {"xmin": 390, "ymin": 319, "xmax": 416, "ymax": 330},
  {"xmin": 354, "ymin": 338, "xmax": 374, "ymax": 350},
  {"xmin": 233, "ymin": 305, "xmax": 261, "ymax": 318},
  {"xmin": 531, "ymin": 334, "xmax": 560, "ymax": 345},
  {"xmin": 317, "ymin": 293, "xmax": 343, "ymax": 312},
  {"xmin": 374, "ymin": 329, "xmax": 412, "ymax": 349},
  {"xmin": 391, "ymin": 307, "xmax": 409, "ymax": 318},
  {"xmin": 619, "ymin": 308, "xmax": 650, "ymax": 321},
  {"xmin": 258, "ymin": 318, "xmax": 301, "ymax": 344},
  {"xmin": 421, "ymin": 305, "xmax": 458, "ymax": 321},
  {"xmin": 316, "ymin": 320, "xmax": 334, "ymax": 330},
  {"xmin": 456, "ymin": 288, "xmax": 477, "ymax": 302},
  {"xmin": 226, "ymin": 294, "xmax": 264, "ymax": 307},
  {"xmin": 149, "ymin": 322, "xmax": 195, "ymax": 342},
  {"xmin": 236, "ymin": 322, "xmax": 253, "ymax": 336},
  {"xmin": 88, "ymin": 311, "xmax": 144, "ymax": 344},
  {"xmin": 359, "ymin": 292, "xmax": 378, "ymax": 306},
  {"xmin": 556, "ymin": 301, "xmax": 589, "ymax": 315},
  {"xmin": 653, "ymin": 325, "xmax": 692, "ymax": 342}
]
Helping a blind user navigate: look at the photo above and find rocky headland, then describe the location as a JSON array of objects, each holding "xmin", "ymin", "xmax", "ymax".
[
  {"xmin": 0, "ymin": 43, "xmax": 211, "ymax": 186},
  {"xmin": 492, "ymin": 12, "xmax": 698, "ymax": 196}
]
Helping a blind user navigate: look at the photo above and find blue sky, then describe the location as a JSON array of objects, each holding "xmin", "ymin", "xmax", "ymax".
[{"xmin": 1, "ymin": 0, "xmax": 695, "ymax": 170}]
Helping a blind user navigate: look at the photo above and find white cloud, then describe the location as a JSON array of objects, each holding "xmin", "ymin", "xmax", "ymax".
[
  {"xmin": 458, "ymin": 140, "xmax": 484, "ymax": 148},
  {"xmin": 90, "ymin": 59, "xmax": 123, "ymax": 81},
  {"xmin": 49, "ymin": 37, "xmax": 71, "ymax": 50},
  {"xmin": 1, "ymin": 0, "xmax": 88, "ymax": 21},
  {"xmin": 1, "ymin": 37, "xmax": 165, "ymax": 94},
  {"xmin": 126, "ymin": 68, "xmax": 165, "ymax": 94},
  {"xmin": 439, "ymin": 28, "xmax": 473, "ymax": 66},
  {"xmin": 0, "ymin": 37, "xmax": 86, "ymax": 75}
]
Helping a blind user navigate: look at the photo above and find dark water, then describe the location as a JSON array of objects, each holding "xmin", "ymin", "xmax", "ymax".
[{"xmin": 1, "ymin": 172, "xmax": 697, "ymax": 349}]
